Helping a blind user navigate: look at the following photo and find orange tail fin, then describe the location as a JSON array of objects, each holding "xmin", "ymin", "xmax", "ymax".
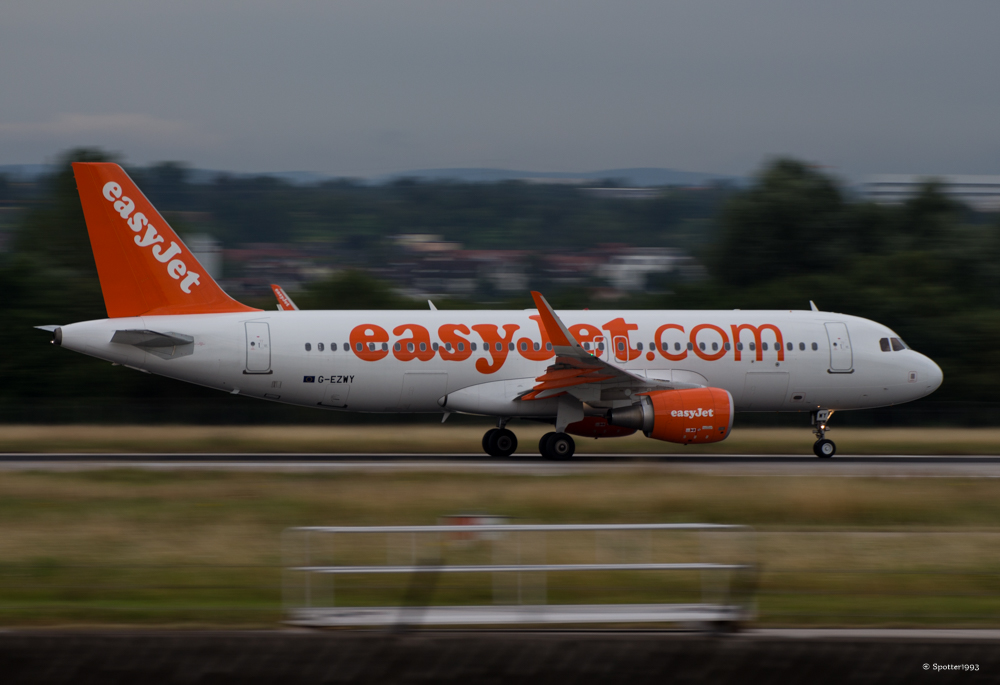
[{"xmin": 73, "ymin": 163, "xmax": 258, "ymax": 318}]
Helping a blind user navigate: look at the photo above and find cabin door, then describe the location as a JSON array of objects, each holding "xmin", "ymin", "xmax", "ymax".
[
  {"xmin": 825, "ymin": 322, "xmax": 853, "ymax": 372},
  {"xmin": 245, "ymin": 322, "xmax": 271, "ymax": 374}
]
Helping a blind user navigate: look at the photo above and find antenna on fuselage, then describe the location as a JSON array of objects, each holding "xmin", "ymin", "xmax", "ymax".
[{"xmin": 810, "ymin": 300, "xmax": 819, "ymax": 312}]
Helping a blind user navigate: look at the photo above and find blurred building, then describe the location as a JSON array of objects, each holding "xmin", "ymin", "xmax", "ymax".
[
  {"xmin": 398, "ymin": 255, "xmax": 478, "ymax": 297},
  {"xmin": 471, "ymin": 251, "xmax": 530, "ymax": 293},
  {"xmin": 597, "ymin": 247, "xmax": 687, "ymax": 291},
  {"xmin": 392, "ymin": 234, "xmax": 462, "ymax": 253},
  {"xmin": 187, "ymin": 234, "xmax": 222, "ymax": 279},
  {"xmin": 540, "ymin": 253, "xmax": 603, "ymax": 288},
  {"xmin": 863, "ymin": 175, "xmax": 1000, "ymax": 212},
  {"xmin": 384, "ymin": 247, "xmax": 530, "ymax": 298},
  {"xmin": 221, "ymin": 243, "xmax": 328, "ymax": 297},
  {"xmin": 580, "ymin": 187, "xmax": 663, "ymax": 200},
  {"xmin": 385, "ymin": 234, "xmax": 538, "ymax": 297},
  {"xmin": 207, "ymin": 229, "xmax": 703, "ymax": 301}
]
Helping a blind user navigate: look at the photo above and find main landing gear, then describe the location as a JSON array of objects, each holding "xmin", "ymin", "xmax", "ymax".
[
  {"xmin": 539, "ymin": 432, "xmax": 575, "ymax": 461},
  {"xmin": 482, "ymin": 422, "xmax": 518, "ymax": 457},
  {"xmin": 812, "ymin": 409, "xmax": 836, "ymax": 458},
  {"xmin": 480, "ymin": 420, "xmax": 576, "ymax": 460}
]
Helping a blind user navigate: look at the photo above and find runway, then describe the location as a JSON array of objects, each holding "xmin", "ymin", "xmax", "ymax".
[
  {"xmin": 2, "ymin": 453, "xmax": 1000, "ymax": 476},
  {"xmin": 0, "ymin": 628, "xmax": 995, "ymax": 684}
]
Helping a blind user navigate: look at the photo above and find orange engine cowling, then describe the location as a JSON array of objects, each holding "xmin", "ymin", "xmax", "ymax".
[
  {"xmin": 606, "ymin": 387, "xmax": 734, "ymax": 444},
  {"xmin": 565, "ymin": 416, "xmax": 636, "ymax": 439}
]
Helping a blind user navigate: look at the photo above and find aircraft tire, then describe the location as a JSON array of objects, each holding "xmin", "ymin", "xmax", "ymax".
[
  {"xmin": 813, "ymin": 438, "xmax": 836, "ymax": 458},
  {"xmin": 548, "ymin": 433, "xmax": 576, "ymax": 461},
  {"xmin": 489, "ymin": 428, "xmax": 518, "ymax": 457},
  {"xmin": 539, "ymin": 432, "xmax": 557, "ymax": 458},
  {"xmin": 482, "ymin": 429, "xmax": 499, "ymax": 456}
]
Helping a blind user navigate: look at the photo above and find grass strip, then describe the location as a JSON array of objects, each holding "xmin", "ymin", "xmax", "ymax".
[
  {"xmin": 0, "ymin": 469, "xmax": 998, "ymax": 627},
  {"xmin": 2, "ymin": 425, "xmax": 1000, "ymax": 454}
]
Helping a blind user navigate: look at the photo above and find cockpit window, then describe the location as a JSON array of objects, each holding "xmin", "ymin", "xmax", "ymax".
[
  {"xmin": 890, "ymin": 337, "xmax": 906, "ymax": 351},
  {"xmin": 879, "ymin": 337, "xmax": 891, "ymax": 352}
]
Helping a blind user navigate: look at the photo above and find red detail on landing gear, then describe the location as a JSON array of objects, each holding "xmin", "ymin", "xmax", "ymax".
[{"xmin": 565, "ymin": 416, "xmax": 636, "ymax": 439}]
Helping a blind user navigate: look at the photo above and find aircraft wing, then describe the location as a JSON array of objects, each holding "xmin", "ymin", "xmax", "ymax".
[
  {"xmin": 519, "ymin": 292, "xmax": 689, "ymax": 403},
  {"xmin": 271, "ymin": 284, "xmax": 300, "ymax": 311}
]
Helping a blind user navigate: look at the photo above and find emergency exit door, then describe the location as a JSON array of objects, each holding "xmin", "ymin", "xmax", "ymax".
[{"xmin": 245, "ymin": 322, "xmax": 272, "ymax": 373}]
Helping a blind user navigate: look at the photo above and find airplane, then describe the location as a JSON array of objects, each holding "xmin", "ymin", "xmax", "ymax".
[{"xmin": 39, "ymin": 163, "xmax": 943, "ymax": 459}]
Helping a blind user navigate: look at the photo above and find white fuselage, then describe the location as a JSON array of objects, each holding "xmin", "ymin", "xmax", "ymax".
[{"xmin": 56, "ymin": 308, "xmax": 943, "ymax": 417}]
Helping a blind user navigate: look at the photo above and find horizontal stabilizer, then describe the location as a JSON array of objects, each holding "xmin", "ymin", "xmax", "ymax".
[{"xmin": 111, "ymin": 329, "xmax": 194, "ymax": 348}]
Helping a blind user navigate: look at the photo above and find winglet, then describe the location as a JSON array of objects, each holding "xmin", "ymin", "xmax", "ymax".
[
  {"xmin": 530, "ymin": 291, "xmax": 582, "ymax": 351},
  {"xmin": 271, "ymin": 284, "xmax": 299, "ymax": 311}
]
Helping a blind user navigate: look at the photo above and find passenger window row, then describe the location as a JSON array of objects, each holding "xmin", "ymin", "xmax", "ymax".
[
  {"xmin": 651, "ymin": 341, "xmax": 819, "ymax": 352},
  {"xmin": 304, "ymin": 338, "xmax": 823, "ymax": 355},
  {"xmin": 304, "ymin": 342, "xmax": 351, "ymax": 352},
  {"xmin": 304, "ymin": 341, "xmax": 560, "ymax": 353}
]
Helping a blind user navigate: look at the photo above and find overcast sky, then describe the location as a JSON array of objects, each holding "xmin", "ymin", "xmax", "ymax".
[{"xmin": 1, "ymin": 1, "xmax": 998, "ymax": 180}]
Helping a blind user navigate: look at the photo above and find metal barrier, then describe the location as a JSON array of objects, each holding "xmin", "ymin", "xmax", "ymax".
[{"xmin": 282, "ymin": 523, "xmax": 757, "ymax": 628}]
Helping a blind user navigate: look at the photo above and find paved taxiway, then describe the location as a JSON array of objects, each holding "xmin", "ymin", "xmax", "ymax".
[
  {"xmin": 2, "ymin": 453, "xmax": 1000, "ymax": 476},
  {"xmin": 1, "ymin": 628, "xmax": 996, "ymax": 685}
]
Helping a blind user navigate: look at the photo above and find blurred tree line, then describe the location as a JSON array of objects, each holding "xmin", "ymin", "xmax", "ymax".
[
  {"xmin": 0, "ymin": 150, "xmax": 997, "ymax": 424},
  {"xmin": 684, "ymin": 160, "xmax": 1000, "ymax": 408}
]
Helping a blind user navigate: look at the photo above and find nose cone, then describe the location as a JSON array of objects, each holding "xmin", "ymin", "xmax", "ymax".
[{"xmin": 921, "ymin": 355, "xmax": 943, "ymax": 396}]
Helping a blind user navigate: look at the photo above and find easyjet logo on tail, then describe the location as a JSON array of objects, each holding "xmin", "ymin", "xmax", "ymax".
[{"xmin": 102, "ymin": 182, "xmax": 201, "ymax": 294}]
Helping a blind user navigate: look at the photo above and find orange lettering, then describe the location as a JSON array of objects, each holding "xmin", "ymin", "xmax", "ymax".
[
  {"xmin": 472, "ymin": 323, "xmax": 520, "ymax": 374},
  {"xmin": 349, "ymin": 324, "xmax": 389, "ymax": 362},
  {"xmin": 392, "ymin": 324, "xmax": 435, "ymax": 361},
  {"xmin": 690, "ymin": 323, "xmax": 729, "ymax": 361},
  {"xmin": 602, "ymin": 317, "xmax": 640, "ymax": 361},
  {"xmin": 730, "ymin": 323, "xmax": 784, "ymax": 362},
  {"xmin": 568, "ymin": 323, "xmax": 605, "ymax": 357},
  {"xmin": 438, "ymin": 323, "xmax": 473, "ymax": 361},
  {"xmin": 654, "ymin": 323, "xmax": 687, "ymax": 361},
  {"xmin": 516, "ymin": 315, "xmax": 555, "ymax": 361}
]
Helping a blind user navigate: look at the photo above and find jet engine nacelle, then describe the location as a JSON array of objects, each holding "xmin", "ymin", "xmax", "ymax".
[{"xmin": 607, "ymin": 387, "xmax": 734, "ymax": 444}]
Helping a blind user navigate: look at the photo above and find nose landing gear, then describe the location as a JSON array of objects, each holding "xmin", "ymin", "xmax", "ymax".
[
  {"xmin": 539, "ymin": 432, "xmax": 576, "ymax": 461},
  {"xmin": 811, "ymin": 409, "xmax": 836, "ymax": 458}
]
